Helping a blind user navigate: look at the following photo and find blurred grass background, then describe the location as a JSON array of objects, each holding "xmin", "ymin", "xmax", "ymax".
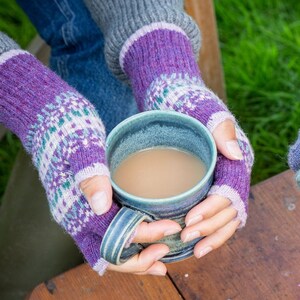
[
  {"xmin": 215, "ymin": 0, "xmax": 300, "ymax": 183},
  {"xmin": 0, "ymin": 0, "xmax": 299, "ymax": 203}
]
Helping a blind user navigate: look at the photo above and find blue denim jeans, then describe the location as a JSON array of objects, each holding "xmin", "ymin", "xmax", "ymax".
[
  {"xmin": 0, "ymin": 1, "xmax": 137, "ymax": 299},
  {"xmin": 17, "ymin": 0, "xmax": 137, "ymax": 134}
]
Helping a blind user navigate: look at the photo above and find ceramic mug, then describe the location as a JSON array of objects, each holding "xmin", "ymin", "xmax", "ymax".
[{"xmin": 100, "ymin": 111, "xmax": 217, "ymax": 265}]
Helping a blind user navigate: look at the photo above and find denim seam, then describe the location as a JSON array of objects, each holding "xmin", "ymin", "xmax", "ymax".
[{"xmin": 54, "ymin": 0, "xmax": 77, "ymax": 47}]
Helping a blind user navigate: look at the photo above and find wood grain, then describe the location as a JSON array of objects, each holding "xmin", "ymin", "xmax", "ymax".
[
  {"xmin": 167, "ymin": 170, "xmax": 300, "ymax": 300},
  {"xmin": 29, "ymin": 264, "xmax": 182, "ymax": 300},
  {"xmin": 185, "ymin": 0, "xmax": 226, "ymax": 101}
]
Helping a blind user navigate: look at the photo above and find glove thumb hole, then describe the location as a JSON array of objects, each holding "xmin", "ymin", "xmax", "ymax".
[
  {"xmin": 212, "ymin": 119, "xmax": 243, "ymax": 161},
  {"xmin": 80, "ymin": 175, "xmax": 113, "ymax": 215}
]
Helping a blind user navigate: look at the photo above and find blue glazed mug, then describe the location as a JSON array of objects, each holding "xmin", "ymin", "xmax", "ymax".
[{"xmin": 100, "ymin": 111, "xmax": 217, "ymax": 265}]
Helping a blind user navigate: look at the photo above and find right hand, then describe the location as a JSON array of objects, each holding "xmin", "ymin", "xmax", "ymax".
[
  {"xmin": 80, "ymin": 175, "xmax": 181, "ymax": 276},
  {"xmin": 0, "ymin": 35, "xmax": 180, "ymax": 277}
]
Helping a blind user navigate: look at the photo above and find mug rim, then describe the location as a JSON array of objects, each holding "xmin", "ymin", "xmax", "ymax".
[{"xmin": 106, "ymin": 110, "xmax": 217, "ymax": 204}]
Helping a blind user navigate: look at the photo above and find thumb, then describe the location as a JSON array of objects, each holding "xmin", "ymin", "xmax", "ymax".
[
  {"xmin": 212, "ymin": 119, "xmax": 243, "ymax": 160},
  {"xmin": 80, "ymin": 175, "xmax": 113, "ymax": 215}
]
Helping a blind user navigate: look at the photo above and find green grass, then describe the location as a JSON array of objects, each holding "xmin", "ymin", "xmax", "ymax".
[
  {"xmin": 0, "ymin": 1, "xmax": 36, "ymax": 48},
  {"xmin": 215, "ymin": 0, "xmax": 300, "ymax": 183},
  {"xmin": 0, "ymin": 0, "xmax": 299, "ymax": 202}
]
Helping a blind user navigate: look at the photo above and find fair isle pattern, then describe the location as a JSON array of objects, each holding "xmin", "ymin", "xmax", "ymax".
[
  {"xmin": 144, "ymin": 73, "xmax": 231, "ymax": 132},
  {"xmin": 26, "ymin": 91, "xmax": 108, "ymax": 232},
  {"xmin": 119, "ymin": 22, "xmax": 188, "ymax": 71},
  {"xmin": 236, "ymin": 124, "xmax": 254, "ymax": 174},
  {"xmin": 29, "ymin": 91, "xmax": 106, "ymax": 180},
  {"xmin": 0, "ymin": 40, "xmax": 119, "ymax": 275},
  {"xmin": 144, "ymin": 73, "xmax": 254, "ymax": 174},
  {"xmin": 143, "ymin": 73, "xmax": 254, "ymax": 227}
]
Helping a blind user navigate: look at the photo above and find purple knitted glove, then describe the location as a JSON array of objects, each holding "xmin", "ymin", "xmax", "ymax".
[
  {"xmin": 0, "ymin": 44, "xmax": 118, "ymax": 274},
  {"xmin": 121, "ymin": 24, "xmax": 254, "ymax": 227},
  {"xmin": 288, "ymin": 131, "xmax": 300, "ymax": 187}
]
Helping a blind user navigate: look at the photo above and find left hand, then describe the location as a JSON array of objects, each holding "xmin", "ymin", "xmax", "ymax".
[
  {"xmin": 181, "ymin": 119, "xmax": 246, "ymax": 258},
  {"xmin": 143, "ymin": 76, "xmax": 254, "ymax": 259}
]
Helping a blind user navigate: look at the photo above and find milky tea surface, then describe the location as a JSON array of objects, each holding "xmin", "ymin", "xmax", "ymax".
[{"xmin": 113, "ymin": 147, "xmax": 206, "ymax": 198}]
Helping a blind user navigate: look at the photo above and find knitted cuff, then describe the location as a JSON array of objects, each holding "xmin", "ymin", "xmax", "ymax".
[
  {"xmin": 83, "ymin": 0, "xmax": 201, "ymax": 80},
  {"xmin": 142, "ymin": 72, "xmax": 254, "ymax": 227},
  {"xmin": 0, "ymin": 49, "xmax": 71, "ymax": 149},
  {"xmin": 122, "ymin": 27, "xmax": 201, "ymax": 110}
]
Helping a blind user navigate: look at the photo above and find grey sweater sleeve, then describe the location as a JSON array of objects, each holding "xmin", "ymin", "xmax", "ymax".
[
  {"xmin": 83, "ymin": 0, "xmax": 201, "ymax": 81},
  {"xmin": 0, "ymin": 32, "xmax": 20, "ymax": 55}
]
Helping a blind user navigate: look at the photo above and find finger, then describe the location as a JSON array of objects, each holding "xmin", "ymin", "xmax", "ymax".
[
  {"xmin": 185, "ymin": 194, "xmax": 231, "ymax": 226},
  {"xmin": 79, "ymin": 175, "xmax": 113, "ymax": 215},
  {"xmin": 193, "ymin": 219, "xmax": 240, "ymax": 259},
  {"xmin": 107, "ymin": 244, "xmax": 169, "ymax": 275},
  {"xmin": 181, "ymin": 206, "xmax": 237, "ymax": 243},
  {"xmin": 212, "ymin": 119, "xmax": 243, "ymax": 160},
  {"xmin": 133, "ymin": 220, "xmax": 182, "ymax": 243},
  {"xmin": 134, "ymin": 261, "xmax": 167, "ymax": 276}
]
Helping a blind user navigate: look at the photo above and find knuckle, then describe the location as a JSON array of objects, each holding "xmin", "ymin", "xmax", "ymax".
[{"xmin": 199, "ymin": 225, "xmax": 214, "ymax": 237}]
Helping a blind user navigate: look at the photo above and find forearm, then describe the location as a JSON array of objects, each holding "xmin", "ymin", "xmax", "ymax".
[
  {"xmin": 84, "ymin": 0, "xmax": 201, "ymax": 80},
  {"xmin": 0, "ymin": 48, "xmax": 74, "ymax": 150},
  {"xmin": 0, "ymin": 32, "xmax": 121, "ymax": 274}
]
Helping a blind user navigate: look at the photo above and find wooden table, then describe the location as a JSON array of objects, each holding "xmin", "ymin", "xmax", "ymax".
[{"xmin": 29, "ymin": 170, "xmax": 300, "ymax": 300}]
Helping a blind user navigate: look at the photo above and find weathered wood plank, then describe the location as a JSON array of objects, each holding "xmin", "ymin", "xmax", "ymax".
[
  {"xmin": 26, "ymin": 35, "xmax": 50, "ymax": 66},
  {"xmin": 167, "ymin": 170, "xmax": 300, "ymax": 299},
  {"xmin": 29, "ymin": 171, "xmax": 300, "ymax": 299},
  {"xmin": 29, "ymin": 264, "xmax": 183, "ymax": 300},
  {"xmin": 185, "ymin": 0, "xmax": 226, "ymax": 101}
]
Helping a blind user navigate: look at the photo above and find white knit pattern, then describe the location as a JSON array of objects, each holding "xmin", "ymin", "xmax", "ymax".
[
  {"xmin": 75, "ymin": 162, "xmax": 110, "ymax": 186},
  {"xmin": 206, "ymin": 111, "xmax": 235, "ymax": 133},
  {"xmin": 0, "ymin": 49, "xmax": 28, "ymax": 65},
  {"xmin": 93, "ymin": 258, "xmax": 110, "ymax": 276}
]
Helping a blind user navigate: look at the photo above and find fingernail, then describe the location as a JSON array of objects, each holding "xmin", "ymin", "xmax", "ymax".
[
  {"xmin": 148, "ymin": 270, "xmax": 166, "ymax": 276},
  {"xmin": 164, "ymin": 227, "xmax": 181, "ymax": 236},
  {"xmin": 186, "ymin": 215, "xmax": 203, "ymax": 226},
  {"xmin": 91, "ymin": 191, "xmax": 108, "ymax": 215},
  {"xmin": 226, "ymin": 140, "xmax": 243, "ymax": 160},
  {"xmin": 196, "ymin": 246, "xmax": 212, "ymax": 258},
  {"xmin": 183, "ymin": 231, "xmax": 201, "ymax": 243}
]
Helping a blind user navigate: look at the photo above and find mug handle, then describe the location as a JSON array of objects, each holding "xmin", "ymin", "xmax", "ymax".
[{"xmin": 100, "ymin": 207, "xmax": 151, "ymax": 265}]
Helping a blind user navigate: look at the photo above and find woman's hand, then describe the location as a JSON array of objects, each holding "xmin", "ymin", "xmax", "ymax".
[
  {"xmin": 0, "ymin": 34, "xmax": 181, "ymax": 278},
  {"xmin": 140, "ymin": 73, "xmax": 254, "ymax": 259},
  {"xmin": 181, "ymin": 120, "xmax": 244, "ymax": 258},
  {"xmin": 80, "ymin": 175, "xmax": 181, "ymax": 276}
]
